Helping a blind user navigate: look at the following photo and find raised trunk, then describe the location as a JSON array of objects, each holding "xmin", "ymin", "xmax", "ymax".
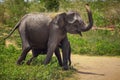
[{"xmin": 81, "ymin": 4, "xmax": 93, "ymax": 32}]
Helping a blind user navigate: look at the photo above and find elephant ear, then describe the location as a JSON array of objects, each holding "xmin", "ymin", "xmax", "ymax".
[{"xmin": 55, "ymin": 13, "xmax": 66, "ymax": 28}]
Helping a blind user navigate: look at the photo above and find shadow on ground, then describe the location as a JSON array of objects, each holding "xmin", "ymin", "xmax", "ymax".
[{"xmin": 70, "ymin": 66, "xmax": 105, "ymax": 76}]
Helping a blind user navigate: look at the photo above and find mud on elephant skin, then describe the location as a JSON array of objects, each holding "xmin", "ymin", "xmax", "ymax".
[{"xmin": 4, "ymin": 4, "xmax": 93, "ymax": 70}]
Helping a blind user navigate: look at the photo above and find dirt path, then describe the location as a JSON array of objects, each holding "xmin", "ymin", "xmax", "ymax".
[{"xmin": 69, "ymin": 55, "xmax": 120, "ymax": 80}]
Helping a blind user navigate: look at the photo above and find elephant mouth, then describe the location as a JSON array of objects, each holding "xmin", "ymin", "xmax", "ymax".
[
  {"xmin": 76, "ymin": 30, "xmax": 82, "ymax": 36},
  {"xmin": 79, "ymin": 32, "xmax": 82, "ymax": 36},
  {"xmin": 68, "ymin": 29, "xmax": 82, "ymax": 36}
]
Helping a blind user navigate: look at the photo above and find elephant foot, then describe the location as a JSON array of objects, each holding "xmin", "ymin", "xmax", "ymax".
[
  {"xmin": 26, "ymin": 60, "xmax": 31, "ymax": 65},
  {"xmin": 62, "ymin": 65, "xmax": 69, "ymax": 70},
  {"xmin": 16, "ymin": 59, "xmax": 25, "ymax": 65},
  {"xmin": 16, "ymin": 61, "xmax": 24, "ymax": 65},
  {"xmin": 43, "ymin": 59, "xmax": 50, "ymax": 65}
]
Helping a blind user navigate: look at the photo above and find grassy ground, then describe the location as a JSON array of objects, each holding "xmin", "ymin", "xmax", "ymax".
[{"xmin": 0, "ymin": 45, "xmax": 74, "ymax": 80}]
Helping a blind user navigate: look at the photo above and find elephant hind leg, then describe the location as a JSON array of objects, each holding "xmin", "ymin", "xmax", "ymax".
[
  {"xmin": 26, "ymin": 49, "xmax": 39, "ymax": 65},
  {"xmin": 26, "ymin": 56, "xmax": 36, "ymax": 65},
  {"xmin": 17, "ymin": 46, "xmax": 31, "ymax": 65},
  {"xmin": 17, "ymin": 27, "xmax": 31, "ymax": 65}
]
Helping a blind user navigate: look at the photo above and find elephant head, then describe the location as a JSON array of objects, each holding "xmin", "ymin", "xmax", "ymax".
[{"xmin": 53, "ymin": 4, "xmax": 93, "ymax": 35}]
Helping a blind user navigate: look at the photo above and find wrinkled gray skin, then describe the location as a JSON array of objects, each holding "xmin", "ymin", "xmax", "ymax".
[{"xmin": 4, "ymin": 4, "xmax": 93, "ymax": 70}]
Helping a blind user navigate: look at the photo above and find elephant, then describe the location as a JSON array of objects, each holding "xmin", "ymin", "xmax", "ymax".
[{"xmin": 4, "ymin": 4, "xmax": 93, "ymax": 70}]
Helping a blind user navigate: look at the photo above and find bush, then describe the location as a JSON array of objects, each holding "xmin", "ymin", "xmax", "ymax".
[
  {"xmin": 42, "ymin": 0, "xmax": 60, "ymax": 12},
  {"xmin": 90, "ymin": 0, "xmax": 120, "ymax": 26}
]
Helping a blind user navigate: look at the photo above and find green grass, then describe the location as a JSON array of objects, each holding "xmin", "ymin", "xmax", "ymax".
[{"xmin": 0, "ymin": 45, "xmax": 74, "ymax": 80}]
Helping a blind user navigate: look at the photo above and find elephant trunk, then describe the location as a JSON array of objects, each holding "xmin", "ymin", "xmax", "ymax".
[{"xmin": 81, "ymin": 4, "xmax": 93, "ymax": 32}]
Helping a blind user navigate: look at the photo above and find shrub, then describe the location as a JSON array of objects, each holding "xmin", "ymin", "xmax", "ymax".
[{"xmin": 42, "ymin": 0, "xmax": 60, "ymax": 12}]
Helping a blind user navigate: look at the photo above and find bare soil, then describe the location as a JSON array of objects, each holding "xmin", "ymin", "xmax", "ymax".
[{"xmin": 68, "ymin": 55, "xmax": 120, "ymax": 80}]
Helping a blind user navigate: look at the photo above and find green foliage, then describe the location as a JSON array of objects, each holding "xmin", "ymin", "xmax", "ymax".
[
  {"xmin": 68, "ymin": 30, "xmax": 120, "ymax": 56},
  {"xmin": 59, "ymin": 0, "xmax": 85, "ymax": 16},
  {"xmin": 91, "ymin": 9, "xmax": 109, "ymax": 27},
  {"xmin": 27, "ymin": 2, "xmax": 45, "ymax": 12},
  {"xmin": 90, "ymin": 0, "xmax": 120, "ymax": 26},
  {"xmin": 0, "ymin": 0, "xmax": 120, "ymax": 57},
  {"xmin": 43, "ymin": 0, "xmax": 60, "ymax": 12},
  {"xmin": 1, "ymin": 0, "xmax": 28, "ymax": 27},
  {"xmin": 0, "ymin": 3, "xmax": 5, "ymax": 23},
  {"xmin": 0, "ymin": 45, "xmax": 74, "ymax": 80},
  {"xmin": 0, "ymin": 0, "xmax": 120, "ymax": 27}
]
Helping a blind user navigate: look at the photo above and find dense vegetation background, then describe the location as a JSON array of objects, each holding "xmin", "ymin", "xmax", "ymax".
[
  {"xmin": 0, "ymin": 0, "xmax": 120, "ymax": 80},
  {"xmin": 0, "ymin": 0, "xmax": 120, "ymax": 55}
]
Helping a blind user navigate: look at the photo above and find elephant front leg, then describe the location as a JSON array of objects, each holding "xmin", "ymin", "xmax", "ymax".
[
  {"xmin": 44, "ymin": 42, "xmax": 57, "ymax": 65},
  {"xmin": 61, "ymin": 38, "xmax": 70, "ymax": 70},
  {"xmin": 55, "ymin": 47, "xmax": 63, "ymax": 66},
  {"xmin": 68, "ymin": 41, "xmax": 71, "ymax": 66}
]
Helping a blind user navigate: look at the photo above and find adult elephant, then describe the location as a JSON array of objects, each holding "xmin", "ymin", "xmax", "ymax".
[{"xmin": 4, "ymin": 4, "xmax": 93, "ymax": 70}]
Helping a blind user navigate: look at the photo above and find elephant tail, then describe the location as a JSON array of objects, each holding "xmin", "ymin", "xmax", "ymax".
[
  {"xmin": 3, "ymin": 14, "xmax": 28, "ymax": 41},
  {"xmin": 3, "ymin": 21, "xmax": 20, "ymax": 40}
]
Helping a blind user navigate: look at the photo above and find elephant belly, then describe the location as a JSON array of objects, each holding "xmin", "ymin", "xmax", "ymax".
[
  {"xmin": 26, "ymin": 26, "xmax": 49, "ymax": 49},
  {"xmin": 32, "ymin": 48, "xmax": 47, "ymax": 55}
]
